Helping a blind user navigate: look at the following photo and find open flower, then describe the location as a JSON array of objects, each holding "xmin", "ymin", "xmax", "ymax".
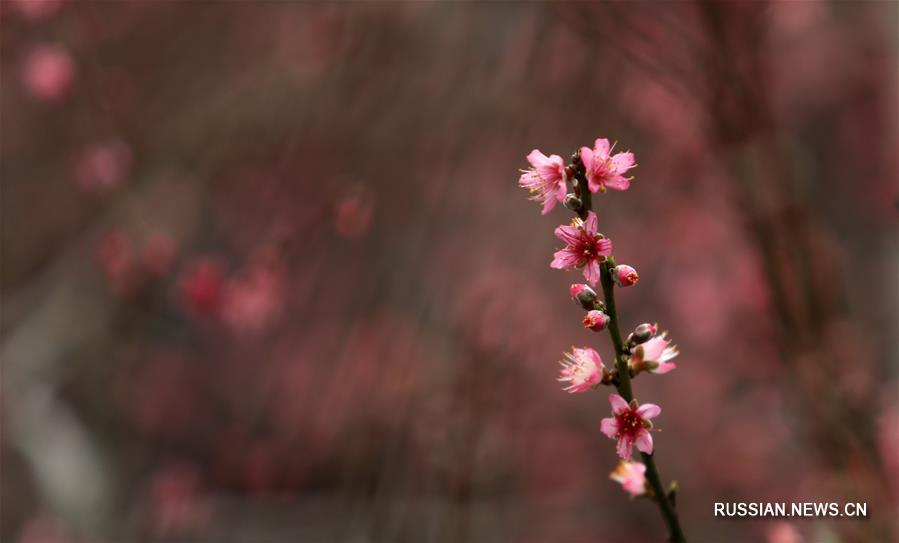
[
  {"xmin": 601, "ymin": 394, "xmax": 660, "ymax": 458},
  {"xmin": 558, "ymin": 347, "xmax": 604, "ymax": 393},
  {"xmin": 610, "ymin": 459, "xmax": 648, "ymax": 497},
  {"xmin": 518, "ymin": 149, "xmax": 567, "ymax": 214},
  {"xmin": 580, "ymin": 138, "xmax": 636, "ymax": 193},
  {"xmin": 630, "ymin": 333, "xmax": 678, "ymax": 374},
  {"xmin": 550, "ymin": 211, "xmax": 613, "ymax": 286}
]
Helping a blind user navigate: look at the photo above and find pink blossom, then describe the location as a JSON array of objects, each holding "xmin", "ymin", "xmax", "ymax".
[
  {"xmin": 582, "ymin": 310, "xmax": 609, "ymax": 331},
  {"xmin": 600, "ymin": 394, "xmax": 660, "ymax": 458},
  {"xmin": 612, "ymin": 264, "xmax": 639, "ymax": 287},
  {"xmin": 178, "ymin": 257, "xmax": 225, "ymax": 316},
  {"xmin": 222, "ymin": 251, "xmax": 284, "ymax": 335},
  {"xmin": 11, "ymin": 0, "xmax": 64, "ymax": 21},
  {"xmin": 558, "ymin": 347, "xmax": 604, "ymax": 393},
  {"xmin": 630, "ymin": 333, "xmax": 679, "ymax": 374},
  {"xmin": 550, "ymin": 211, "xmax": 613, "ymax": 286},
  {"xmin": 21, "ymin": 44, "xmax": 74, "ymax": 102},
  {"xmin": 579, "ymin": 138, "xmax": 636, "ymax": 193},
  {"xmin": 518, "ymin": 149, "xmax": 567, "ymax": 214},
  {"xmin": 75, "ymin": 140, "xmax": 133, "ymax": 190},
  {"xmin": 609, "ymin": 459, "xmax": 647, "ymax": 497},
  {"xmin": 335, "ymin": 192, "xmax": 374, "ymax": 239},
  {"xmin": 766, "ymin": 522, "xmax": 804, "ymax": 543}
]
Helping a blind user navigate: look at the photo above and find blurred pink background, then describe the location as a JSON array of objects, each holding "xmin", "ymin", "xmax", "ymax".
[{"xmin": 1, "ymin": 1, "xmax": 896, "ymax": 542}]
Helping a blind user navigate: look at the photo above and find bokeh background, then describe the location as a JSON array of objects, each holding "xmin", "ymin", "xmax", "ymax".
[{"xmin": 1, "ymin": 1, "xmax": 897, "ymax": 542}]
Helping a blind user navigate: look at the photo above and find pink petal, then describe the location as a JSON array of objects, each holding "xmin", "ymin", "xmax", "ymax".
[
  {"xmin": 604, "ymin": 175, "xmax": 631, "ymax": 191},
  {"xmin": 594, "ymin": 138, "xmax": 611, "ymax": 159},
  {"xmin": 635, "ymin": 429, "xmax": 654, "ymax": 455},
  {"xmin": 641, "ymin": 337, "xmax": 667, "ymax": 361},
  {"xmin": 517, "ymin": 171, "xmax": 535, "ymax": 189},
  {"xmin": 541, "ymin": 196, "xmax": 557, "ymax": 215},
  {"xmin": 636, "ymin": 403, "xmax": 661, "ymax": 420},
  {"xmin": 583, "ymin": 260, "xmax": 600, "ymax": 286},
  {"xmin": 609, "ymin": 393, "xmax": 629, "ymax": 415},
  {"xmin": 583, "ymin": 347, "xmax": 602, "ymax": 369},
  {"xmin": 536, "ymin": 154, "xmax": 564, "ymax": 180},
  {"xmin": 616, "ymin": 435, "xmax": 633, "ymax": 458},
  {"xmin": 583, "ymin": 211, "xmax": 598, "ymax": 234},
  {"xmin": 554, "ymin": 224, "xmax": 581, "ymax": 245},
  {"xmin": 551, "ymin": 248, "xmax": 580, "ymax": 270},
  {"xmin": 600, "ymin": 417, "xmax": 619, "ymax": 438},
  {"xmin": 597, "ymin": 238, "xmax": 613, "ymax": 257},
  {"xmin": 611, "ymin": 151, "xmax": 635, "ymax": 173},
  {"xmin": 526, "ymin": 149, "xmax": 550, "ymax": 168},
  {"xmin": 654, "ymin": 362, "xmax": 676, "ymax": 374},
  {"xmin": 553, "ymin": 181, "xmax": 568, "ymax": 203},
  {"xmin": 579, "ymin": 146, "xmax": 594, "ymax": 172}
]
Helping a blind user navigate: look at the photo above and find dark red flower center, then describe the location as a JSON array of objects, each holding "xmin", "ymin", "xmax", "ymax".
[{"xmin": 616, "ymin": 410, "xmax": 643, "ymax": 438}]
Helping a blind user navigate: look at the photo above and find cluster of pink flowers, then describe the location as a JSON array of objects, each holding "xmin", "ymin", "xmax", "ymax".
[{"xmin": 518, "ymin": 139, "xmax": 679, "ymax": 500}]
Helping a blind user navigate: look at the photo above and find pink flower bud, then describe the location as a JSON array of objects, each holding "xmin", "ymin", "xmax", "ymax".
[
  {"xmin": 582, "ymin": 310, "xmax": 610, "ymax": 331},
  {"xmin": 569, "ymin": 283, "xmax": 597, "ymax": 309},
  {"xmin": 612, "ymin": 264, "xmax": 639, "ymax": 287}
]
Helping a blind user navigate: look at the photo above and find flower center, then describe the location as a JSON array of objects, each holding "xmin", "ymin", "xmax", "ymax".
[{"xmin": 617, "ymin": 410, "xmax": 642, "ymax": 437}]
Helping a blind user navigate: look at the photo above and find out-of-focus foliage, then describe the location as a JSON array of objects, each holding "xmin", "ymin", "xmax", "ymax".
[{"xmin": 1, "ymin": 1, "xmax": 896, "ymax": 542}]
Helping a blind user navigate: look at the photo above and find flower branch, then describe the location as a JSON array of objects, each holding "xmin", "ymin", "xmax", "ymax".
[{"xmin": 519, "ymin": 139, "xmax": 686, "ymax": 542}]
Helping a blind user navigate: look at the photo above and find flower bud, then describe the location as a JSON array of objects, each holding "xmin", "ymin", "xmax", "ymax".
[
  {"xmin": 563, "ymin": 193, "xmax": 582, "ymax": 211},
  {"xmin": 583, "ymin": 310, "xmax": 610, "ymax": 331},
  {"xmin": 632, "ymin": 323, "xmax": 658, "ymax": 344},
  {"xmin": 569, "ymin": 283, "xmax": 597, "ymax": 310},
  {"xmin": 611, "ymin": 264, "xmax": 639, "ymax": 287}
]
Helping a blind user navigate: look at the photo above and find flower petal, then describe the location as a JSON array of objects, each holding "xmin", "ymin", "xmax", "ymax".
[
  {"xmin": 653, "ymin": 361, "xmax": 677, "ymax": 374},
  {"xmin": 526, "ymin": 149, "xmax": 550, "ymax": 168},
  {"xmin": 594, "ymin": 138, "xmax": 611, "ymax": 159},
  {"xmin": 541, "ymin": 196, "xmax": 557, "ymax": 215},
  {"xmin": 583, "ymin": 347, "xmax": 602, "ymax": 369},
  {"xmin": 597, "ymin": 238, "xmax": 613, "ymax": 257},
  {"xmin": 582, "ymin": 260, "xmax": 600, "ymax": 286},
  {"xmin": 635, "ymin": 429, "xmax": 654, "ymax": 455},
  {"xmin": 554, "ymin": 181, "xmax": 568, "ymax": 203},
  {"xmin": 616, "ymin": 434, "xmax": 633, "ymax": 458},
  {"xmin": 579, "ymin": 146, "xmax": 594, "ymax": 172},
  {"xmin": 604, "ymin": 175, "xmax": 631, "ymax": 191},
  {"xmin": 536, "ymin": 154, "xmax": 564, "ymax": 180},
  {"xmin": 551, "ymin": 248, "xmax": 580, "ymax": 270},
  {"xmin": 600, "ymin": 417, "xmax": 619, "ymax": 438},
  {"xmin": 554, "ymin": 224, "xmax": 581, "ymax": 245},
  {"xmin": 636, "ymin": 403, "xmax": 661, "ymax": 420},
  {"xmin": 609, "ymin": 393, "xmax": 629, "ymax": 415},
  {"xmin": 583, "ymin": 211, "xmax": 598, "ymax": 234},
  {"xmin": 611, "ymin": 151, "xmax": 635, "ymax": 173},
  {"xmin": 641, "ymin": 336, "xmax": 667, "ymax": 361}
]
